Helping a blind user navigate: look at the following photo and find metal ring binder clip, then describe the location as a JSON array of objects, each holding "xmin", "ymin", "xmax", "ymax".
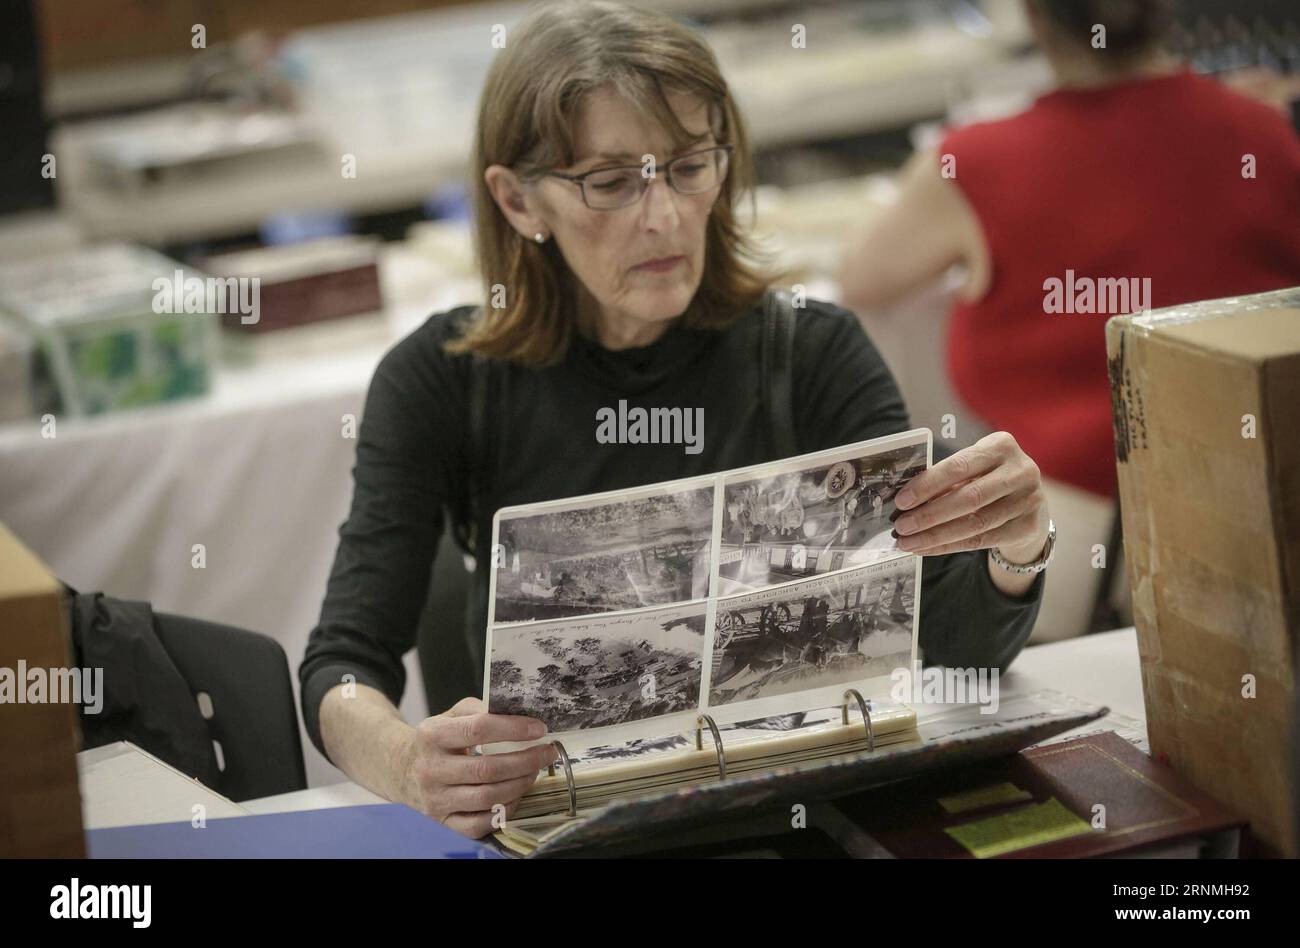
[
  {"xmin": 544, "ymin": 740, "xmax": 579, "ymax": 818},
  {"xmin": 842, "ymin": 688, "xmax": 875, "ymax": 752},
  {"xmin": 694, "ymin": 714, "xmax": 727, "ymax": 780}
]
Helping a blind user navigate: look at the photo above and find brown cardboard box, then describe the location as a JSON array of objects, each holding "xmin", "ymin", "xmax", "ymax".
[
  {"xmin": 0, "ymin": 522, "xmax": 84, "ymax": 856},
  {"xmin": 1107, "ymin": 287, "xmax": 1300, "ymax": 857}
]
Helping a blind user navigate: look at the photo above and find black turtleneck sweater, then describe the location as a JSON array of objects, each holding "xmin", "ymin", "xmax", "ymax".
[{"xmin": 299, "ymin": 298, "xmax": 1043, "ymax": 760}]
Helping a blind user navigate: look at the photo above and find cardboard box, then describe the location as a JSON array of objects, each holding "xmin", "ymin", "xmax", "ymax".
[
  {"xmin": 1107, "ymin": 287, "xmax": 1300, "ymax": 857},
  {"xmin": 0, "ymin": 522, "xmax": 85, "ymax": 856}
]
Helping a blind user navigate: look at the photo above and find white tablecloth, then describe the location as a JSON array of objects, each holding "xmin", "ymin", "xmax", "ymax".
[{"xmin": 0, "ymin": 323, "xmax": 433, "ymax": 789}]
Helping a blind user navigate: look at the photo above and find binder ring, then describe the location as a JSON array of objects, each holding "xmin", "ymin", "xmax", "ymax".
[
  {"xmin": 544, "ymin": 740, "xmax": 578, "ymax": 818},
  {"xmin": 694, "ymin": 714, "xmax": 728, "ymax": 780},
  {"xmin": 842, "ymin": 688, "xmax": 875, "ymax": 752}
]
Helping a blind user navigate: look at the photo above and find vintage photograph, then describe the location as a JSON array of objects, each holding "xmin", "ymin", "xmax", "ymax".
[
  {"xmin": 567, "ymin": 733, "xmax": 694, "ymax": 768},
  {"xmin": 488, "ymin": 602, "xmax": 707, "ymax": 733},
  {"xmin": 708, "ymin": 559, "xmax": 916, "ymax": 707},
  {"xmin": 493, "ymin": 484, "xmax": 714, "ymax": 623},
  {"xmin": 718, "ymin": 441, "xmax": 927, "ymax": 594},
  {"xmin": 726, "ymin": 708, "xmax": 843, "ymax": 733}
]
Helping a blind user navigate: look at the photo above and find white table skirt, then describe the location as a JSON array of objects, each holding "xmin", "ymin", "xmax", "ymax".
[{"xmin": 0, "ymin": 337, "xmax": 432, "ymax": 789}]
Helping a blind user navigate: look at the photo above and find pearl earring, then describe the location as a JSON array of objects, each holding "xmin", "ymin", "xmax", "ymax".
[{"xmin": 533, "ymin": 232, "xmax": 546, "ymax": 243}]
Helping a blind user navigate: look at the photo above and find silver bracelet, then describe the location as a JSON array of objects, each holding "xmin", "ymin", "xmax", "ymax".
[{"xmin": 989, "ymin": 519, "xmax": 1056, "ymax": 574}]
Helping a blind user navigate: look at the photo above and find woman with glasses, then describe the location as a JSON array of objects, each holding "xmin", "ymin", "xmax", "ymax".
[{"xmin": 300, "ymin": 0, "xmax": 1055, "ymax": 839}]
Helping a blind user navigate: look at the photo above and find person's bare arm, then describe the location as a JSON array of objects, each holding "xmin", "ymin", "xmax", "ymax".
[
  {"xmin": 838, "ymin": 147, "xmax": 990, "ymax": 312},
  {"xmin": 319, "ymin": 682, "xmax": 420, "ymax": 804},
  {"xmin": 319, "ymin": 683, "xmax": 557, "ymax": 838}
]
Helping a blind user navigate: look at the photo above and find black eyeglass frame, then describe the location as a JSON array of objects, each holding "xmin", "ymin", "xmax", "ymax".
[{"xmin": 524, "ymin": 144, "xmax": 734, "ymax": 210}]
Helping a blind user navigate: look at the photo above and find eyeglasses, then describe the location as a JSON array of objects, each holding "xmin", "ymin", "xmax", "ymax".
[{"xmin": 532, "ymin": 145, "xmax": 733, "ymax": 211}]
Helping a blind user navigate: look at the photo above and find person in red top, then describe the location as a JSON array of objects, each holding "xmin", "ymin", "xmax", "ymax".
[{"xmin": 840, "ymin": 0, "xmax": 1300, "ymax": 498}]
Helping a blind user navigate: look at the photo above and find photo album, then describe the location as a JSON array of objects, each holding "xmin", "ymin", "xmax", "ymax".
[{"xmin": 481, "ymin": 428, "xmax": 934, "ymax": 840}]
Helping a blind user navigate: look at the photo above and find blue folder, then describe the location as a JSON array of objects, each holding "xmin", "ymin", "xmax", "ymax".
[{"xmin": 87, "ymin": 803, "xmax": 501, "ymax": 859}]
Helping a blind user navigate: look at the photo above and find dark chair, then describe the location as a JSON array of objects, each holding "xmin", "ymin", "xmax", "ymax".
[{"xmin": 153, "ymin": 613, "xmax": 307, "ymax": 802}]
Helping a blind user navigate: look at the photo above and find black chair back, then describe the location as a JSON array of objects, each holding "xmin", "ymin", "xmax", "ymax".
[{"xmin": 153, "ymin": 613, "xmax": 307, "ymax": 802}]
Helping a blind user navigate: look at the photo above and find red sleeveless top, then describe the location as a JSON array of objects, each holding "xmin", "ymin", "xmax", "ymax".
[{"xmin": 941, "ymin": 70, "xmax": 1300, "ymax": 497}]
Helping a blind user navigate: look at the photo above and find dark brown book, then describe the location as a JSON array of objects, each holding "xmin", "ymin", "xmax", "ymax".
[
  {"xmin": 837, "ymin": 730, "xmax": 1245, "ymax": 858},
  {"xmin": 201, "ymin": 238, "xmax": 383, "ymax": 334}
]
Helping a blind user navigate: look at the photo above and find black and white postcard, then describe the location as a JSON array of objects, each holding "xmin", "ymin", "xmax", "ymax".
[
  {"xmin": 718, "ymin": 437, "xmax": 928, "ymax": 595},
  {"xmin": 707, "ymin": 557, "xmax": 918, "ymax": 716},
  {"xmin": 488, "ymin": 601, "xmax": 707, "ymax": 733},
  {"xmin": 492, "ymin": 480, "xmax": 714, "ymax": 623}
]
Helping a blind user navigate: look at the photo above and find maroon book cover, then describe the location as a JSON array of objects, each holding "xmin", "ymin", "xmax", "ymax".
[{"xmin": 838, "ymin": 731, "xmax": 1245, "ymax": 858}]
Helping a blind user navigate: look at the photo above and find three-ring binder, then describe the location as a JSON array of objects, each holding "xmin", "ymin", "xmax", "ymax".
[
  {"xmin": 545, "ymin": 740, "xmax": 578, "ymax": 818},
  {"xmin": 695, "ymin": 713, "xmax": 727, "ymax": 780},
  {"xmin": 842, "ymin": 688, "xmax": 875, "ymax": 752},
  {"xmin": 542, "ymin": 697, "xmax": 870, "ymax": 819}
]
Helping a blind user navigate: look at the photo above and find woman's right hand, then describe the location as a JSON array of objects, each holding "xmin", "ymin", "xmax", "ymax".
[{"xmin": 397, "ymin": 697, "xmax": 558, "ymax": 838}]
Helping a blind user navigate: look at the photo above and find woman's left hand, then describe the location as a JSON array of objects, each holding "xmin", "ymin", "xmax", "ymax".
[{"xmin": 891, "ymin": 431, "xmax": 1050, "ymax": 565}]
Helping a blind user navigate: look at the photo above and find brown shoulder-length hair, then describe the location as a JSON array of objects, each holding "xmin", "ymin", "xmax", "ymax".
[{"xmin": 447, "ymin": 0, "xmax": 775, "ymax": 366}]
